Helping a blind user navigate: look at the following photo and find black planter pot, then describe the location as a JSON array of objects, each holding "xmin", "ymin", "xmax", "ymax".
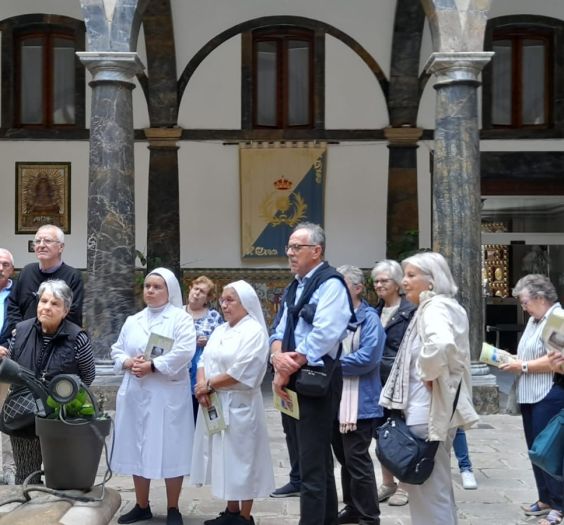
[{"xmin": 35, "ymin": 416, "xmax": 111, "ymax": 490}]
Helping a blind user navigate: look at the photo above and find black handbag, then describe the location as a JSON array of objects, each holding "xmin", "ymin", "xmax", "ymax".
[
  {"xmin": 375, "ymin": 382, "xmax": 462, "ymax": 485},
  {"xmin": 0, "ymin": 385, "xmax": 38, "ymax": 436},
  {"xmin": 375, "ymin": 413, "xmax": 439, "ymax": 485},
  {"xmin": 295, "ymin": 356, "xmax": 339, "ymax": 397}
]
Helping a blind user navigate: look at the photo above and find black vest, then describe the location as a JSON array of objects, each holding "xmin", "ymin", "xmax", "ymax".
[
  {"xmin": 281, "ymin": 261, "xmax": 355, "ymax": 352},
  {"xmin": 12, "ymin": 318, "xmax": 83, "ymax": 381}
]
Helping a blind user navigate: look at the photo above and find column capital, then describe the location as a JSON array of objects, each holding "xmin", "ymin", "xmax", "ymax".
[
  {"xmin": 424, "ymin": 52, "xmax": 494, "ymax": 86},
  {"xmin": 144, "ymin": 127, "xmax": 183, "ymax": 148},
  {"xmin": 384, "ymin": 126, "xmax": 423, "ymax": 146},
  {"xmin": 77, "ymin": 51, "xmax": 145, "ymax": 82}
]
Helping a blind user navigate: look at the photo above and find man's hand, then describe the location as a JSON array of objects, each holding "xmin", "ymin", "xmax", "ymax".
[
  {"xmin": 273, "ymin": 371, "xmax": 291, "ymax": 402},
  {"xmin": 271, "ymin": 352, "xmax": 305, "ymax": 375},
  {"xmin": 0, "ymin": 346, "xmax": 8, "ymax": 359}
]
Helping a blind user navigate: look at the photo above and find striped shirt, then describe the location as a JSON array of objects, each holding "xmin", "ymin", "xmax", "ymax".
[{"xmin": 516, "ymin": 302, "xmax": 561, "ymax": 404}]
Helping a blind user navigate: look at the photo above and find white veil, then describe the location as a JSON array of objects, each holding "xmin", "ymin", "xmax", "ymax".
[
  {"xmin": 227, "ymin": 280, "xmax": 267, "ymax": 334},
  {"xmin": 147, "ymin": 267, "xmax": 183, "ymax": 308}
]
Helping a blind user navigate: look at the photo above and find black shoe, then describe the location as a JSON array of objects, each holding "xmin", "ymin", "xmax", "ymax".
[
  {"xmin": 203, "ymin": 508, "xmax": 241, "ymax": 525},
  {"xmin": 167, "ymin": 507, "xmax": 184, "ymax": 525},
  {"xmin": 117, "ymin": 503, "xmax": 153, "ymax": 524},
  {"xmin": 337, "ymin": 505, "xmax": 361, "ymax": 524},
  {"xmin": 269, "ymin": 481, "xmax": 301, "ymax": 498},
  {"xmin": 231, "ymin": 516, "xmax": 255, "ymax": 525}
]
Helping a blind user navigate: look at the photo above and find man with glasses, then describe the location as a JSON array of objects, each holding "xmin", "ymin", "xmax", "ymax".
[
  {"xmin": 0, "ymin": 224, "xmax": 83, "ymax": 347},
  {"xmin": 270, "ymin": 222, "xmax": 353, "ymax": 525}
]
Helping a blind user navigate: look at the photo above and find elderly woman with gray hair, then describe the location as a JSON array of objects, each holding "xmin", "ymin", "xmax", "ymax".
[
  {"xmin": 4, "ymin": 279, "xmax": 95, "ymax": 484},
  {"xmin": 501, "ymin": 274, "xmax": 563, "ymax": 525},
  {"xmin": 371, "ymin": 259, "xmax": 416, "ymax": 506},
  {"xmin": 379, "ymin": 251, "xmax": 478, "ymax": 525}
]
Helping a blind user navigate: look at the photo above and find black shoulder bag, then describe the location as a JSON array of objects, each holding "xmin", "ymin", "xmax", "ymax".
[{"xmin": 375, "ymin": 382, "xmax": 461, "ymax": 485}]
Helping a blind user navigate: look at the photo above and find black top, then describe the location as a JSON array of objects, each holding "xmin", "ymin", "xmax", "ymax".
[{"xmin": 0, "ymin": 262, "xmax": 84, "ymax": 345}]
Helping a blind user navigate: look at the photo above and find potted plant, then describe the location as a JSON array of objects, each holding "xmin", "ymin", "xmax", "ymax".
[{"xmin": 35, "ymin": 374, "xmax": 111, "ymax": 491}]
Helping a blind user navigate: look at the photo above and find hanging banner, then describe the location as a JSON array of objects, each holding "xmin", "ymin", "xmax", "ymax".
[{"xmin": 240, "ymin": 142, "xmax": 326, "ymax": 259}]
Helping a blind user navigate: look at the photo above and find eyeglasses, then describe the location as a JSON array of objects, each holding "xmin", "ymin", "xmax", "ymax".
[
  {"xmin": 285, "ymin": 244, "xmax": 316, "ymax": 253},
  {"xmin": 219, "ymin": 297, "xmax": 238, "ymax": 306},
  {"xmin": 374, "ymin": 279, "xmax": 392, "ymax": 285},
  {"xmin": 33, "ymin": 238, "xmax": 60, "ymax": 248}
]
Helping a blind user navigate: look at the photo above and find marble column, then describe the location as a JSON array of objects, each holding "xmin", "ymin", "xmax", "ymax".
[
  {"xmin": 383, "ymin": 127, "xmax": 422, "ymax": 259},
  {"xmin": 425, "ymin": 52, "xmax": 493, "ymax": 361},
  {"xmin": 78, "ymin": 51, "xmax": 144, "ymax": 359},
  {"xmin": 144, "ymin": 128, "xmax": 182, "ymax": 278}
]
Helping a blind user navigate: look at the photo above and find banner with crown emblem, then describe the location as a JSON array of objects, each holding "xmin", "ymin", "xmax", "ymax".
[{"xmin": 240, "ymin": 142, "xmax": 326, "ymax": 258}]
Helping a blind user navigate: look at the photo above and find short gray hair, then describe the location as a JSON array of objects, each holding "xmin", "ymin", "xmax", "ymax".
[
  {"xmin": 37, "ymin": 279, "xmax": 73, "ymax": 311},
  {"xmin": 293, "ymin": 222, "xmax": 325, "ymax": 253},
  {"xmin": 401, "ymin": 251, "xmax": 458, "ymax": 296},
  {"xmin": 371, "ymin": 260, "xmax": 403, "ymax": 290},
  {"xmin": 512, "ymin": 274, "xmax": 557, "ymax": 303},
  {"xmin": 36, "ymin": 224, "xmax": 65, "ymax": 244},
  {"xmin": 337, "ymin": 265, "xmax": 365, "ymax": 287},
  {"xmin": 0, "ymin": 249, "xmax": 14, "ymax": 266}
]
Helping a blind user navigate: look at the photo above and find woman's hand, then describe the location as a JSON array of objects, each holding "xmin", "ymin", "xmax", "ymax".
[
  {"xmin": 194, "ymin": 378, "xmax": 212, "ymax": 397},
  {"xmin": 123, "ymin": 358, "xmax": 134, "ymax": 371},
  {"xmin": 547, "ymin": 350, "xmax": 564, "ymax": 373},
  {"xmin": 196, "ymin": 335, "xmax": 208, "ymax": 347},
  {"xmin": 196, "ymin": 392, "xmax": 211, "ymax": 408},
  {"xmin": 500, "ymin": 359, "xmax": 523, "ymax": 374},
  {"xmin": 131, "ymin": 356, "xmax": 152, "ymax": 378}
]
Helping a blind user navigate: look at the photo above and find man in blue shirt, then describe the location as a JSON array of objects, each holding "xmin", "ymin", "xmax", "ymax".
[
  {"xmin": 271, "ymin": 223, "xmax": 351, "ymax": 525},
  {"xmin": 0, "ymin": 248, "xmax": 15, "ymax": 484}
]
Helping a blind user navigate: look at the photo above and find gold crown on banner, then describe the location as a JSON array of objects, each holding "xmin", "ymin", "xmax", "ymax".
[{"xmin": 274, "ymin": 176, "xmax": 293, "ymax": 191}]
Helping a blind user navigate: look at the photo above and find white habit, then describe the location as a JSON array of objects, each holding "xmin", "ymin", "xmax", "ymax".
[
  {"xmin": 190, "ymin": 315, "xmax": 275, "ymax": 500},
  {"xmin": 111, "ymin": 303, "xmax": 196, "ymax": 479}
]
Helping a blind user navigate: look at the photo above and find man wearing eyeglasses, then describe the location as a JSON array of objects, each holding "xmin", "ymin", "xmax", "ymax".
[
  {"xmin": 270, "ymin": 222, "xmax": 353, "ymax": 525},
  {"xmin": 0, "ymin": 224, "xmax": 84, "ymax": 347}
]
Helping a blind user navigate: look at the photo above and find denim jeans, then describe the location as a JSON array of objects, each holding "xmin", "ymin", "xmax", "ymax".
[{"xmin": 452, "ymin": 427, "xmax": 473, "ymax": 472}]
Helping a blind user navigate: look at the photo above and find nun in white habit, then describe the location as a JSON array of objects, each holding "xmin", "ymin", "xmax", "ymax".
[
  {"xmin": 111, "ymin": 268, "xmax": 196, "ymax": 525},
  {"xmin": 191, "ymin": 280, "xmax": 275, "ymax": 525}
]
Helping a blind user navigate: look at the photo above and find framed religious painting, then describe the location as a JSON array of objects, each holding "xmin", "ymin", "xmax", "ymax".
[{"xmin": 15, "ymin": 162, "xmax": 71, "ymax": 234}]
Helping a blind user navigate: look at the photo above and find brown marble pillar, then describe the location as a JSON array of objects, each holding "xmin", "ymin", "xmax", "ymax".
[
  {"xmin": 384, "ymin": 127, "xmax": 423, "ymax": 260},
  {"xmin": 144, "ymin": 128, "xmax": 182, "ymax": 278}
]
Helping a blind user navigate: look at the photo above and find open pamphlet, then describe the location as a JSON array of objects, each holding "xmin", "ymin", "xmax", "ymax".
[
  {"xmin": 273, "ymin": 387, "xmax": 300, "ymax": 420},
  {"xmin": 203, "ymin": 391, "xmax": 227, "ymax": 435},
  {"xmin": 480, "ymin": 342, "xmax": 517, "ymax": 368},
  {"xmin": 542, "ymin": 308, "xmax": 564, "ymax": 356},
  {"xmin": 144, "ymin": 333, "xmax": 174, "ymax": 360}
]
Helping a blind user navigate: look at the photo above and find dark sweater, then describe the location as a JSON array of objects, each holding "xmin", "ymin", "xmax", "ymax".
[{"xmin": 0, "ymin": 262, "xmax": 84, "ymax": 345}]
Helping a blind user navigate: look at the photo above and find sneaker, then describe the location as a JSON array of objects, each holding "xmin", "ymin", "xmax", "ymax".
[
  {"xmin": 117, "ymin": 504, "xmax": 153, "ymax": 524},
  {"xmin": 270, "ymin": 481, "xmax": 300, "ymax": 498},
  {"xmin": 167, "ymin": 507, "xmax": 184, "ymax": 525},
  {"xmin": 388, "ymin": 487, "xmax": 409, "ymax": 506},
  {"xmin": 461, "ymin": 470, "xmax": 477, "ymax": 490},
  {"xmin": 204, "ymin": 508, "xmax": 241, "ymax": 525},
  {"xmin": 377, "ymin": 482, "xmax": 397, "ymax": 502}
]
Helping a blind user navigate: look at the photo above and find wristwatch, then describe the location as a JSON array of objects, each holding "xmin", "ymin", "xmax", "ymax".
[
  {"xmin": 521, "ymin": 361, "xmax": 528, "ymax": 374},
  {"xmin": 206, "ymin": 379, "xmax": 214, "ymax": 393}
]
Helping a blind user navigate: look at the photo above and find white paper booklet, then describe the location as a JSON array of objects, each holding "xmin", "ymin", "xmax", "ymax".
[
  {"xmin": 144, "ymin": 332, "xmax": 174, "ymax": 360},
  {"xmin": 542, "ymin": 308, "xmax": 564, "ymax": 356},
  {"xmin": 480, "ymin": 342, "xmax": 517, "ymax": 367}
]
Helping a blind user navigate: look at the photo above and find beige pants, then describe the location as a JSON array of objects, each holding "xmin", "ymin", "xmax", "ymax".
[
  {"xmin": 0, "ymin": 383, "xmax": 15, "ymax": 474},
  {"xmin": 405, "ymin": 425, "xmax": 458, "ymax": 525}
]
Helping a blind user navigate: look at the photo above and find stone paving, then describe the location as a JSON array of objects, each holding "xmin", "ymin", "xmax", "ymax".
[{"xmin": 100, "ymin": 383, "xmax": 546, "ymax": 525}]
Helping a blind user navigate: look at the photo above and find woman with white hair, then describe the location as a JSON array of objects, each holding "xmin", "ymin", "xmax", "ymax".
[
  {"xmin": 191, "ymin": 280, "xmax": 274, "ymax": 525},
  {"xmin": 111, "ymin": 268, "xmax": 196, "ymax": 525},
  {"xmin": 379, "ymin": 251, "xmax": 478, "ymax": 525},
  {"xmin": 501, "ymin": 274, "xmax": 563, "ymax": 525}
]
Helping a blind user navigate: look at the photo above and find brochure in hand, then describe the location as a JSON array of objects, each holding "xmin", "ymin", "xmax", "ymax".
[
  {"xmin": 479, "ymin": 342, "xmax": 517, "ymax": 367},
  {"xmin": 272, "ymin": 387, "xmax": 300, "ymax": 420},
  {"xmin": 144, "ymin": 333, "xmax": 174, "ymax": 360},
  {"xmin": 203, "ymin": 391, "xmax": 227, "ymax": 435},
  {"xmin": 542, "ymin": 308, "xmax": 564, "ymax": 356}
]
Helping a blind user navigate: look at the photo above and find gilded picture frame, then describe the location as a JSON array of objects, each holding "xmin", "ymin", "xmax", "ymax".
[{"xmin": 15, "ymin": 162, "xmax": 71, "ymax": 234}]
